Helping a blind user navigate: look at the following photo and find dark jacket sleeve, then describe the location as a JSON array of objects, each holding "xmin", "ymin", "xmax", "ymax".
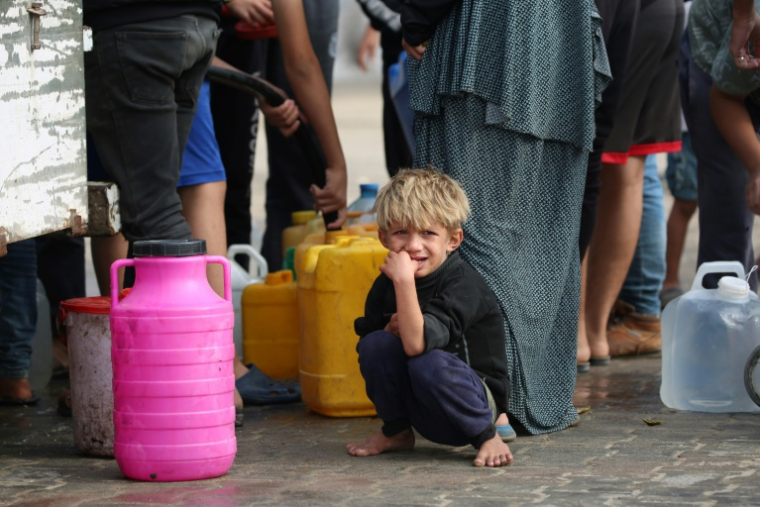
[
  {"xmin": 421, "ymin": 268, "xmax": 480, "ymax": 352},
  {"xmin": 356, "ymin": 0, "xmax": 402, "ymax": 32},
  {"xmin": 400, "ymin": 0, "xmax": 462, "ymax": 46},
  {"xmin": 354, "ymin": 275, "xmax": 392, "ymax": 338}
]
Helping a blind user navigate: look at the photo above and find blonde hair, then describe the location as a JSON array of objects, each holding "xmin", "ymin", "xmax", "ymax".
[{"xmin": 375, "ymin": 168, "xmax": 470, "ymax": 232}]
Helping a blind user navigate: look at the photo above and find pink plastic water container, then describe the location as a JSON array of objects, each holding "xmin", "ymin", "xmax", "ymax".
[{"xmin": 110, "ymin": 239, "xmax": 236, "ymax": 482}]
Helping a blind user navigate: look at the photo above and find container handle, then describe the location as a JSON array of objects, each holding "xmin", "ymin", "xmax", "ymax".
[
  {"xmin": 690, "ymin": 261, "xmax": 746, "ymax": 291},
  {"xmin": 110, "ymin": 259, "xmax": 135, "ymax": 308},
  {"xmin": 207, "ymin": 255, "xmax": 232, "ymax": 302},
  {"xmin": 227, "ymin": 244, "xmax": 269, "ymax": 279}
]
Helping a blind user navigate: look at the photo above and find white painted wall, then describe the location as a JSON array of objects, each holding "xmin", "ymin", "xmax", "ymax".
[{"xmin": 0, "ymin": 0, "xmax": 88, "ymax": 248}]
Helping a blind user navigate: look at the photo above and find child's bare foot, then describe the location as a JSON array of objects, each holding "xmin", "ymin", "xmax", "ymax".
[
  {"xmin": 473, "ymin": 433, "xmax": 513, "ymax": 467},
  {"xmin": 346, "ymin": 429, "xmax": 415, "ymax": 457}
]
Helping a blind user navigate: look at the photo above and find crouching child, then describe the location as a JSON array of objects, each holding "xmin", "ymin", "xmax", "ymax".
[{"xmin": 346, "ymin": 168, "xmax": 513, "ymax": 467}]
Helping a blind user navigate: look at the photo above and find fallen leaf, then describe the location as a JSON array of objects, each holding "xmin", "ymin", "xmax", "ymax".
[
  {"xmin": 577, "ymin": 406, "xmax": 591, "ymax": 415},
  {"xmin": 642, "ymin": 418, "xmax": 662, "ymax": 426}
]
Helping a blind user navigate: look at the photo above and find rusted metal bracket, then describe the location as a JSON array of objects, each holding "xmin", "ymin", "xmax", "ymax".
[
  {"xmin": 86, "ymin": 181, "xmax": 121, "ymax": 236},
  {"xmin": 68, "ymin": 208, "xmax": 85, "ymax": 236},
  {"xmin": 0, "ymin": 228, "xmax": 7, "ymax": 257},
  {"xmin": 27, "ymin": 2, "xmax": 47, "ymax": 51}
]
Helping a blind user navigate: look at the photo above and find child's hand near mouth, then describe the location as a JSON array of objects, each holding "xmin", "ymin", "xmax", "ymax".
[{"xmin": 379, "ymin": 250, "xmax": 418, "ymax": 284}]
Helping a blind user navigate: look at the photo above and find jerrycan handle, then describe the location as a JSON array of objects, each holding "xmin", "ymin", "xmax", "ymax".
[
  {"xmin": 110, "ymin": 259, "xmax": 135, "ymax": 308},
  {"xmin": 227, "ymin": 244, "xmax": 269, "ymax": 279},
  {"xmin": 690, "ymin": 261, "xmax": 745, "ymax": 291},
  {"xmin": 207, "ymin": 255, "xmax": 233, "ymax": 302}
]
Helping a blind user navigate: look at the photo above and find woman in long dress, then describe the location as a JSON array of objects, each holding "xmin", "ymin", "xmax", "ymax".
[{"xmin": 400, "ymin": 0, "xmax": 611, "ymax": 434}]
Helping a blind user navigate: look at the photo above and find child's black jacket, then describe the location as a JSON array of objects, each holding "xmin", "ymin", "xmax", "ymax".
[{"xmin": 355, "ymin": 251, "xmax": 510, "ymax": 414}]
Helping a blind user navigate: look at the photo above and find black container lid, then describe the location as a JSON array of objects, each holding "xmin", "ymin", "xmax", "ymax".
[{"xmin": 133, "ymin": 239, "xmax": 207, "ymax": 257}]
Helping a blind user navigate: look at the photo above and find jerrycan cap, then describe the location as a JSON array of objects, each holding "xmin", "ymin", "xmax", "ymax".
[
  {"xmin": 717, "ymin": 276, "xmax": 750, "ymax": 299},
  {"xmin": 265, "ymin": 270, "xmax": 294, "ymax": 285},
  {"xmin": 291, "ymin": 210, "xmax": 317, "ymax": 225},
  {"xmin": 133, "ymin": 239, "xmax": 206, "ymax": 257}
]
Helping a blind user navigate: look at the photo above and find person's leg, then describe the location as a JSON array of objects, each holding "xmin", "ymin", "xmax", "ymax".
[
  {"xmin": 579, "ymin": 0, "xmax": 639, "ymax": 258},
  {"xmin": 608, "ymin": 154, "xmax": 666, "ymax": 356},
  {"xmin": 0, "ymin": 239, "xmax": 38, "ymax": 402},
  {"xmin": 406, "ymin": 349, "xmax": 512, "ymax": 467},
  {"xmin": 91, "ymin": 235, "xmax": 129, "ymax": 297},
  {"xmin": 348, "ymin": 331, "xmax": 511, "ymax": 466},
  {"xmin": 584, "ymin": 156, "xmax": 645, "ymax": 360},
  {"xmin": 578, "ymin": 0, "xmax": 640, "ymax": 369},
  {"xmin": 680, "ymin": 34, "xmax": 757, "ymax": 291},
  {"xmin": 84, "ymin": 16, "xmax": 216, "ymax": 244},
  {"xmin": 178, "ymin": 181, "xmax": 228, "ymax": 297},
  {"xmin": 35, "ymin": 236, "xmax": 85, "ymax": 374},
  {"xmin": 261, "ymin": 0, "xmax": 339, "ymax": 270},
  {"xmin": 618, "ymin": 155, "xmax": 666, "ymax": 315},
  {"xmin": 347, "ymin": 331, "xmax": 417, "ymax": 456},
  {"xmin": 662, "ymin": 133, "xmax": 698, "ymax": 299}
]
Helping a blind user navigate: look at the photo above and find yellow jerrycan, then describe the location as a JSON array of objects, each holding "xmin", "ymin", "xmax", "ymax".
[
  {"xmin": 298, "ymin": 237, "xmax": 388, "ymax": 417},
  {"xmin": 294, "ymin": 227, "xmax": 379, "ymax": 280},
  {"xmin": 281, "ymin": 210, "xmax": 317, "ymax": 258},
  {"xmin": 241, "ymin": 270, "xmax": 299, "ymax": 379}
]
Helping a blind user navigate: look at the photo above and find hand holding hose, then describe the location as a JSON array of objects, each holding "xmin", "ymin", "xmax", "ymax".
[{"xmin": 311, "ymin": 165, "xmax": 347, "ymax": 230}]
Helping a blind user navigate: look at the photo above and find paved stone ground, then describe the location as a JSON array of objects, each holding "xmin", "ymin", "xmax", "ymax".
[
  {"xmin": 13, "ymin": 70, "xmax": 760, "ymax": 507},
  {"xmin": 2, "ymin": 355, "xmax": 759, "ymax": 506}
]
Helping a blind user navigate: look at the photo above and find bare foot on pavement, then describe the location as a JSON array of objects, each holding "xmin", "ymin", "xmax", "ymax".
[
  {"xmin": 473, "ymin": 433, "xmax": 513, "ymax": 467},
  {"xmin": 347, "ymin": 429, "xmax": 415, "ymax": 457}
]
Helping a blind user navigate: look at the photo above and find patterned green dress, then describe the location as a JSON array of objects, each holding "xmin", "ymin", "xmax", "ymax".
[{"xmin": 408, "ymin": 0, "xmax": 611, "ymax": 434}]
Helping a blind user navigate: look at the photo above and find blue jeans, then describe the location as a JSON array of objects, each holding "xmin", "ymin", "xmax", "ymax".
[
  {"xmin": 619, "ymin": 155, "xmax": 666, "ymax": 316},
  {"xmin": 665, "ymin": 132, "xmax": 698, "ymax": 201},
  {"xmin": 0, "ymin": 240, "xmax": 37, "ymax": 379}
]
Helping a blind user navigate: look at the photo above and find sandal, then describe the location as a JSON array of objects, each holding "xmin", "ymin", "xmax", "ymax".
[
  {"xmin": 496, "ymin": 424, "xmax": 517, "ymax": 442},
  {"xmin": 235, "ymin": 364, "xmax": 301, "ymax": 406}
]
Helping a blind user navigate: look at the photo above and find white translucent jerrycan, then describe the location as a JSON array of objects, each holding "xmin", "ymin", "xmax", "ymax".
[
  {"xmin": 661, "ymin": 261, "xmax": 760, "ymax": 412},
  {"xmin": 227, "ymin": 244, "xmax": 268, "ymax": 358}
]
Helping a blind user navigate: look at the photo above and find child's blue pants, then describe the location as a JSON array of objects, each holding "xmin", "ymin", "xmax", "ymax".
[{"xmin": 357, "ymin": 330, "xmax": 496, "ymax": 449}]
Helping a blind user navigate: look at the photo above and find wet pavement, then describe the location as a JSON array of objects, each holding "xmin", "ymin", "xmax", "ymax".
[{"xmin": 2, "ymin": 354, "xmax": 759, "ymax": 506}]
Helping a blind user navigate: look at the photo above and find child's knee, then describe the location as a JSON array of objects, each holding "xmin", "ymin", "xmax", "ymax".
[
  {"xmin": 407, "ymin": 350, "xmax": 454, "ymax": 386},
  {"xmin": 357, "ymin": 330, "xmax": 404, "ymax": 359}
]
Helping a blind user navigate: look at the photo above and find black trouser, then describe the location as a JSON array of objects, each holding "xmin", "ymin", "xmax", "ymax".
[
  {"xmin": 260, "ymin": 0, "xmax": 339, "ymax": 271},
  {"xmin": 84, "ymin": 16, "xmax": 218, "ymax": 243},
  {"xmin": 381, "ymin": 29, "xmax": 414, "ymax": 178},
  {"xmin": 679, "ymin": 33, "xmax": 758, "ymax": 290},
  {"xmin": 36, "ymin": 236, "xmax": 85, "ymax": 334},
  {"xmin": 358, "ymin": 331, "xmax": 497, "ymax": 449},
  {"xmin": 210, "ymin": 23, "xmax": 268, "ymax": 256}
]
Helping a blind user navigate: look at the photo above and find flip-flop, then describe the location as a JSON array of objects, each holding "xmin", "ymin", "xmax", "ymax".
[
  {"xmin": 235, "ymin": 364, "xmax": 301, "ymax": 406},
  {"xmin": 496, "ymin": 424, "xmax": 517, "ymax": 442},
  {"xmin": 0, "ymin": 394, "xmax": 40, "ymax": 406},
  {"xmin": 577, "ymin": 362, "xmax": 590, "ymax": 374},
  {"xmin": 590, "ymin": 356, "xmax": 610, "ymax": 366}
]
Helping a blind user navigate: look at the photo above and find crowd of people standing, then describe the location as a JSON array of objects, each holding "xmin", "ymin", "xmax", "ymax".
[{"xmin": 2, "ymin": 0, "xmax": 760, "ymax": 464}]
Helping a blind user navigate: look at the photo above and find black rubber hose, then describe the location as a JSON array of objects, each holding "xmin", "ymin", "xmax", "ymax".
[
  {"xmin": 745, "ymin": 344, "xmax": 760, "ymax": 407},
  {"xmin": 206, "ymin": 66, "xmax": 340, "ymax": 229}
]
